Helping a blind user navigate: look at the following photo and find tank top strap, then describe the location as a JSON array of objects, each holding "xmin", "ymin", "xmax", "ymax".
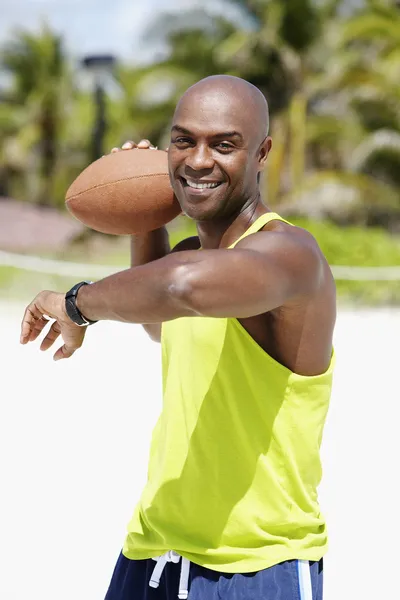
[{"xmin": 229, "ymin": 212, "xmax": 292, "ymax": 249}]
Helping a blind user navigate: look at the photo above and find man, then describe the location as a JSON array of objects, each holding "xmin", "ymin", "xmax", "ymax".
[{"xmin": 21, "ymin": 75, "xmax": 336, "ymax": 600}]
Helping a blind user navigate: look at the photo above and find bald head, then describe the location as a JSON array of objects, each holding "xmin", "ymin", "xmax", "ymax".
[{"xmin": 173, "ymin": 75, "xmax": 270, "ymax": 143}]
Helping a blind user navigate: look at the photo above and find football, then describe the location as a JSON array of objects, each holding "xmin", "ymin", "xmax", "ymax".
[{"xmin": 65, "ymin": 149, "xmax": 181, "ymax": 235}]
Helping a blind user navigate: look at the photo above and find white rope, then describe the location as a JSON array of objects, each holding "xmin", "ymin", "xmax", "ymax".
[
  {"xmin": 0, "ymin": 249, "xmax": 399, "ymax": 281},
  {"xmin": 0, "ymin": 250, "xmax": 120, "ymax": 279},
  {"xmin": 330, "ymin": 265, "xmax": 400, "ymax": 281}
]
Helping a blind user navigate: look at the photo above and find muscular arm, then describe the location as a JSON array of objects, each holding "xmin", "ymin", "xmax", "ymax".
[{"xmin": 77, "ymin": 229, "xmax": 322, "ymax": 324}]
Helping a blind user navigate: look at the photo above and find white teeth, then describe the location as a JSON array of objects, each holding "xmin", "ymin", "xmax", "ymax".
[{"xmin": 185, "ymin": 179, "xmax": 221, "ymax": 190}]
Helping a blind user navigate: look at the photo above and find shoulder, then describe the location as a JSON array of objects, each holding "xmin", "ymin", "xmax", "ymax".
[
  {"xmin": 237, "ymin": 220, "xmax": 323, "ymax": 262},
  {"xmin": 235, "ymin": 220, "xmax": 328, "ymax": 292},
  {"xmin": 171, "ymin": 236, "xmax": 201, "ymax": 253}
]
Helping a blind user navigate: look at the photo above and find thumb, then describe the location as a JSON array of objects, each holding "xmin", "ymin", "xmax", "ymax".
[{"xmin": 53, "ymin": 343, "xmax": 77, "ymax": 362}]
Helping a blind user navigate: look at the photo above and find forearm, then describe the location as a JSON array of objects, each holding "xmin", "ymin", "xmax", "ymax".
[{"xmin": 77, "ymin": 253, "xmax": 194, "ymax": 324}]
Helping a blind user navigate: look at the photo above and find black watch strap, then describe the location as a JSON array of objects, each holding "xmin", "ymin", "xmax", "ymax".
[{"xmin": 65, "ymin": 281, "xmax": 98, "ymax": 326}]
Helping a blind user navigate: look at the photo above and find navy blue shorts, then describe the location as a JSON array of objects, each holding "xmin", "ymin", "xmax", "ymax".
[{"xmin": 104, "ymin": 551, "xmax": 323, "ymax": 600}]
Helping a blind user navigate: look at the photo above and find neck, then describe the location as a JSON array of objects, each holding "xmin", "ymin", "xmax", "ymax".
[{"xmin": 196, "ymin": 196, "xmax": 271, "ymax": 249}]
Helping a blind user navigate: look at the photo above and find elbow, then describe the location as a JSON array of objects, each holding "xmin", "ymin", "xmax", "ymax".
[{"xmin": 167, "ymin": 265, "xmax": 202, "ymax": 316}]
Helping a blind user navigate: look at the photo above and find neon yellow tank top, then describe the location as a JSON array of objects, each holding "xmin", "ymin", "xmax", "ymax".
[{"xmin": 123, "ymin": 213, "xmax": 335, "ymax": 572}]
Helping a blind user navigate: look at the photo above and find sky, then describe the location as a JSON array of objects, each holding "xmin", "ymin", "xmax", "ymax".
[
  {"xmin": 1, "ymin": 1, "xmax": 364, "ymax": 65},
  {"xmin": 0, "ymin": 0, "xmax": 236, "ymax": 64}
]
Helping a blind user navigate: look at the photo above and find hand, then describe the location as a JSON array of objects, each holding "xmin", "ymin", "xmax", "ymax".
[
  {"xmin": 20, "ymin": 291, "xmax": 87, "ymax": 361},
  {"xmin": 111, "ymin": 139, "xmax": 159, "ymax": 153}
]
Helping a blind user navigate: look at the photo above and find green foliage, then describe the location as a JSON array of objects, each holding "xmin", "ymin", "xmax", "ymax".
[
  {"xmin": 0, "ymin": 23, "xmax": 76, "ymax": 205},
  {"xmin": 0, "ymin": 266, "xmax": 18, "ymax": 290},
  {"xmin": 291, "ymin": 217, "xmax": 400, "ymax": 267},
  {"xmin": 291, "ymin": 217, "xmax": 400, "ymax": 304}
]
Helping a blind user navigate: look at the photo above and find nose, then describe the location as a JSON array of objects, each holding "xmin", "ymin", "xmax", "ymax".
[{"xmin": 185, "ymin": 143, "xmax": 215, "ymax": 172}]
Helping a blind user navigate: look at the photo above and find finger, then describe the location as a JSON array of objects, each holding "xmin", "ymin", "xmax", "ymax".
[
  {"xmin": 122, "ymin": 140, "xmax": 136, "ymax": 150},
  {"xmin": 137, "ymin": 139, "xmax": 152, "ymax": 149},
  {"xmin": 28, "ymin": 316, "xmax": 50, "ymax": 343},
  {"xmin": 20, "ymin": 304, "xmax": 47, "ymax": 344},
  {"xmin": 53, "ymin": 343, "xmax": 77, "ymax": 362},
  {"xmin": 40, "ymin": 320, "xmax": 62, "ymax": 352},
  {"xmin": 111, "ymin": 147, "xmax": 120, "ymax": 153}
]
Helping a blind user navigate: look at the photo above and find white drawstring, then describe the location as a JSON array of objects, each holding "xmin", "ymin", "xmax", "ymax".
[
  {"xmin": 149, "ymin": 551, "xmax": 191, "ymax": 599},
  {"xmin": 177, "ymin": 557, "xmax": 190, "ymax": 599}
]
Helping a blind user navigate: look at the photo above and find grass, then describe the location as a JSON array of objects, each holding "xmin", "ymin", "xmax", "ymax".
[
  {"xmin": 291, "ymin": 218, "xmax": 400, "ymax": 305},
  {"xmin": 0, "ymin": 266, "xmax": 80, "ymax": 302}
]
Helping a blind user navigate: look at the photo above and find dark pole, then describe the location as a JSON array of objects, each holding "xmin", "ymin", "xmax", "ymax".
[
  {"xmin": 91, "ymin": 81, "xmax": 106, "ymax": 162},
  {"xmin": 81, "ymin": 54, "xmax": 116, "ymax": 163}
]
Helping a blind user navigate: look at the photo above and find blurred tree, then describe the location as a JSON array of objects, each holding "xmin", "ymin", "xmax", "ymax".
[
  {"xmin": 337, "ymin": 1, "xmax": 400, "ymax": 181},
  {"xmin": 0, "ymin": 24, "xmax": 73, "ymax": 205},
  {"xmin": 287, "ymin": 0, "xmax": 400, "ymax": 226},
  {"xmin": 214, "ymin": 0, "xmax": 350, "ymax": 111},
  {"xmin": 0, "ymin": 1, "xmax": 399, "ymax": 229}
]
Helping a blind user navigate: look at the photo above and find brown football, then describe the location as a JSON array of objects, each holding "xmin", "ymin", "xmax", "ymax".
[{"xmin": 65, "ymin": 149, "xmax": 181, "ymax": 235}]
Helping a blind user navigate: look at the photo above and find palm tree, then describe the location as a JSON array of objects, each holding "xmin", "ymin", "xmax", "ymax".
[
  {"xmin": 336, "ymin": 1, "xmax": 400, "ymax": 180},
  {"xmin": 213, "ymin": 1, "xmax": 400, "ymax": 224},
  {"xmin": 216, "ymin": 1, "xmax": 353, "ymax": 107},
  {"xmin": 0, "ymin": 23, "xmax": 73, "ymax": 206},
  {"xmin": 281, "ymin": 0, "xmax": 400, "ymax": 225}
]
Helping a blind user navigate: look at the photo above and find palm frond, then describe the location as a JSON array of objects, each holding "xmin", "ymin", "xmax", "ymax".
[
  {"xmin": 340, "ymin": 11, "xmax": 400, "ymax": 45},
  {"xmin": 350, "ymin": 129, "xmax": 400, "ymax": 171}
]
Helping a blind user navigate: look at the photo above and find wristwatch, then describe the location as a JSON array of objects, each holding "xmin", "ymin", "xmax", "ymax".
[{"xmin": 65, "ymin": 281, "xmax": 98, "ymax": 326}]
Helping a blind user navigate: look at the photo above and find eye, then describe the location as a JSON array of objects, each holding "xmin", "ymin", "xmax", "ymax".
[
  {"xmin": 172, "ymin": 137, "xmax": 192, "ymax": 147},
  {"xmin": 216, "ymin": 142, "xmax": 234, "ymax": 153}
]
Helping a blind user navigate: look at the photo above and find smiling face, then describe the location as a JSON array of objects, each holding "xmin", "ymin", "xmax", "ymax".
[{"xmin": 168, "ymin": 78, "xmax": 271, "ymax": 221}]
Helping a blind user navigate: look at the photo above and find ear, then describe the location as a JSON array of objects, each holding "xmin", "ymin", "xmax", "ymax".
[{"xmin": 258, "ymin": 136, "xmax": 272, "ymax": 172}]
